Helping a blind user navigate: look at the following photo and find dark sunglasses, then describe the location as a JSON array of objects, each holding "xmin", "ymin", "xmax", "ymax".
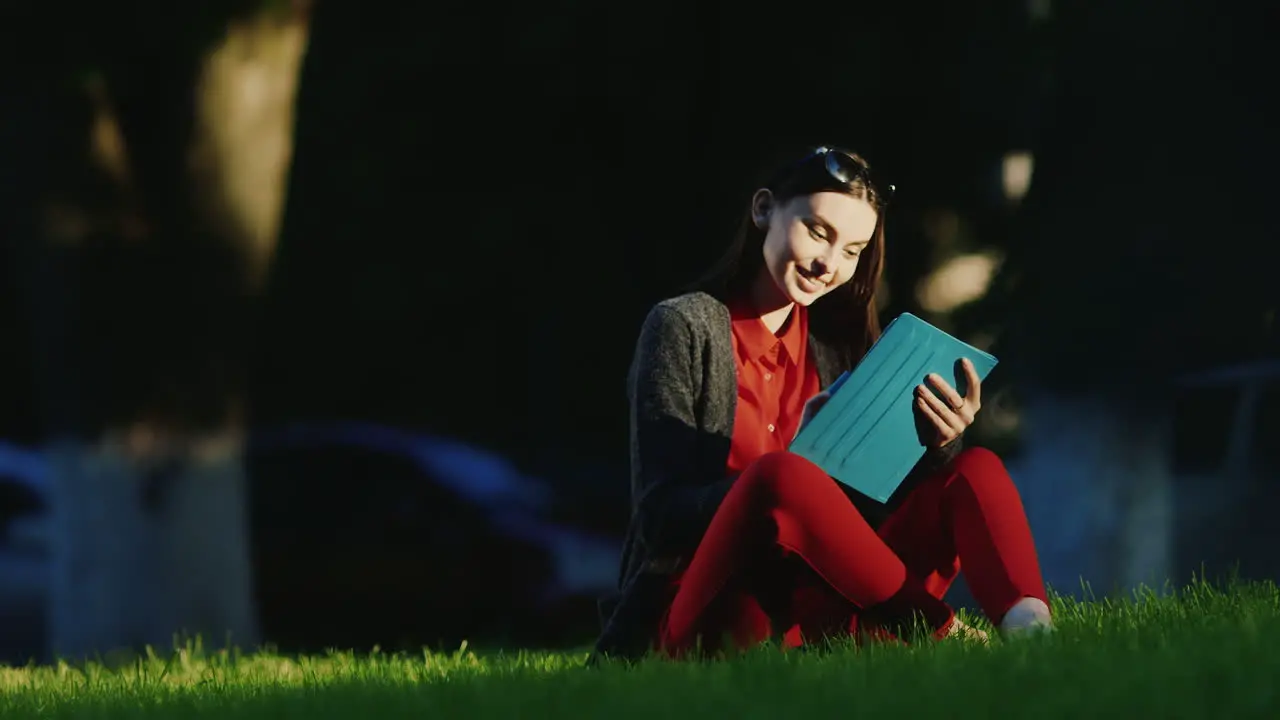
[{"xmin": 811, "ymin": 146, "xmax": 896, "ymax": 204}]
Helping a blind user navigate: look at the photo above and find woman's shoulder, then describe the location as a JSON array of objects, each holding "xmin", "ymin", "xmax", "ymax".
[
  {"xmin": 633, "ymin": 291, "xmax": 730, "ymax": 353},
  {"xmin": 645, "ymin": 291, "xmax": 729, "ymax": 328}
]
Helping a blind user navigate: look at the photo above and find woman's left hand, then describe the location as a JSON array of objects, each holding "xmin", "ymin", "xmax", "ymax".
[{"xmin": 914, "ymin": 358, "xmax": 982, "ymax": 449}]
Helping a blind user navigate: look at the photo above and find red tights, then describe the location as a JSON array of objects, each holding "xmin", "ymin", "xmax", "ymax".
[{"xmin": 659, "ymin": 448, "xmax": 1048, "ymax": 655}]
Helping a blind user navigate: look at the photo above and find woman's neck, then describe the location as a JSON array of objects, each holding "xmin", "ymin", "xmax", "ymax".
[{"xmin": 748, "ymin": 270, "xmax": 795, "ymax": 335}]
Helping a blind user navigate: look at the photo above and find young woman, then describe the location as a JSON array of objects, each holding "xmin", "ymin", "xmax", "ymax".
[{"xmin": 592, "ymin": 146, "xmax": 1053, "ymax": 661}]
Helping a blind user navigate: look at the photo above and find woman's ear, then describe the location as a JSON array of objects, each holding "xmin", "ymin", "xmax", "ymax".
[{"xmin": 751, "ymin": 189, "xmax": 774, "ymax": 229}]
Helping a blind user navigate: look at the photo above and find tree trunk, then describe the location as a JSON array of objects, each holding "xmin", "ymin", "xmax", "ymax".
[
  {"xmin": 8, "ymin": 3, "xmax": 310, "ymax": 660},
  {"xmin": 46, "ymin": 435, "xmax": 258, "ymax": 656}
]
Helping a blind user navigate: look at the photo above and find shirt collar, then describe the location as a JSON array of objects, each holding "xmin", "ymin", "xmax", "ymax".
[{"xmin": 728, "ymin": 295, "xmax": 806, "ymax": 365}]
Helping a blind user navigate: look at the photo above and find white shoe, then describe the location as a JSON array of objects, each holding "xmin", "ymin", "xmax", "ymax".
[{"xmin": 999, "ymin": 597, "xmax": 1054, "ymax": 636}]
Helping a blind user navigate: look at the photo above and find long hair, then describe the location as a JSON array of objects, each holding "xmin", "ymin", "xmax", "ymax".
[{"xmin": 689, "ymin": 147, "xmax": 890, "ymax": 370}]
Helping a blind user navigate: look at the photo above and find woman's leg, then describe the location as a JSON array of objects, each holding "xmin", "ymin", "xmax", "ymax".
[
  {"xmin": 661, "ymin": 451, "xmax": 954, "ymax": 656},
  {"xmin": 878, "ymin": 447, "xmax": 1050, "ymax": 628}
]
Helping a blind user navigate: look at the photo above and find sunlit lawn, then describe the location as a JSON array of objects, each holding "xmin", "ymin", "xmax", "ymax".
[{"xmin": 1, "ymin": 580, "xmax": 1277, "ymax": 718}]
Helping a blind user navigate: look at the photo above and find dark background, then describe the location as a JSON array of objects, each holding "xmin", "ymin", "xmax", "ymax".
[{"xmin": 1, "ymin": 0, "xmax": 1277, "ymax": 660}]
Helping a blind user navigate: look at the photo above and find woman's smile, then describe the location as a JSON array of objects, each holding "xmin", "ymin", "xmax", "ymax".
[{"xmin": 795, "ymin": 265, "xmax": 829, "ymax": 294}]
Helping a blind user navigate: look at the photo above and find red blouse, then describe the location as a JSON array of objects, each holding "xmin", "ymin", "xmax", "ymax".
[{"xmin": 725, "ymin": 299, "xmax": 822, "ymax": 478}]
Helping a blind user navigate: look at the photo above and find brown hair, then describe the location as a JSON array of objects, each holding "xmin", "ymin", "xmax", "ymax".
[{"xmin": 690, "ymin": 147, "xmax": 890, "ymax": 370}]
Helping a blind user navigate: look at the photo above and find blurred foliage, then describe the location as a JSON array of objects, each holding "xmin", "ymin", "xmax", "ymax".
[
  {"xmin": 2, "ymin": 0, "xmax": 1276, "ymax": 463},
  {"xmin": 964, "ymin": 1, "xmax": 1278, "ymax": 401}
]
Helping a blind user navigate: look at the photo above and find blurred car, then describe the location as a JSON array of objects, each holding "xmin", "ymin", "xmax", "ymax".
[
  {"xmin": 248, "ymin": 423, "xmax": 621, "ymax": 652},
  {"xmin": 0, "ymin": 426, "xmax": 621, "ymax": 661},
  {"xmin": 0, "ymin": 442, "xmax": 50, "ymax": 665}
]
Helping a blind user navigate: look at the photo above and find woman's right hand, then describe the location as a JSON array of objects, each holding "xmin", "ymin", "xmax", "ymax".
[
  {"xmin": 794, "ymin": 372, "xmax": 850, "ymax": 442},
  {"xmin": 793, "ymin": 391, "xmax": 832, "ymax": 441}
]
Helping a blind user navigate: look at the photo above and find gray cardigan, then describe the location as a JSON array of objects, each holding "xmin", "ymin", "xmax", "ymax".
[{"xmin": 591, "ymin": 291, "xmax": 963, "ymax": 661}]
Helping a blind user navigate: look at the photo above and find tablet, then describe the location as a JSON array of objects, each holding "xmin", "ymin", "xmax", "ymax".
[{"xmin": 789, "ymin": 313, "xmax": 998, "ymax": 502}]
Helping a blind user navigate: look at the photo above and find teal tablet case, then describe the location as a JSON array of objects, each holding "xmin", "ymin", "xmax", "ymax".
[{"xmin": 788, "ymin": 313, "xmax": 998, "ymax": 503}]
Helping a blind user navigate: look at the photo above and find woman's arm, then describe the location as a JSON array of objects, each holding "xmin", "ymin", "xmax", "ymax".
[{"xmin": 627, "ymin": 303, "xmax": 733, "ymax": 559}]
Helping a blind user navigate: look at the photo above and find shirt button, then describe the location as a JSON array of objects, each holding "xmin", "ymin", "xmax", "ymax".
[
  {"xmin": 764, "ymin": 372, "xmax": 774, "ymax": 381},
  {"xmin": 767, "ymin": 423, "xmax": 776, "ymax": 433}
]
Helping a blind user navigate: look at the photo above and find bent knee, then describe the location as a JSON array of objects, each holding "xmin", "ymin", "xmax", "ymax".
[
  {"xmin": 738, "ymin": 451, "xmax": 829, "ymax": 492},
  {"xmin": 950, "ymin": 446, "xmax": 1010, "ymax": 483}
]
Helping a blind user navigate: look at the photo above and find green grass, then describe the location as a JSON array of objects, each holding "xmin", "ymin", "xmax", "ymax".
[{"xmin": 2, "ymin": 579, "xmax": 1277, "ymax": 718}]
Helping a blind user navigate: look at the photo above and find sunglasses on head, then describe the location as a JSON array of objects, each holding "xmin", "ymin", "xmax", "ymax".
[{"xmin": 810, "ymin": 146, "xmax": 896, "ymax": 204}]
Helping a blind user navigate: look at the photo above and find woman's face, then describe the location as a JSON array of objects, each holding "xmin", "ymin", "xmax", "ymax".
[{"xmin": 755, "ymin": 190, "xmax": 879, "ymax": 307}]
